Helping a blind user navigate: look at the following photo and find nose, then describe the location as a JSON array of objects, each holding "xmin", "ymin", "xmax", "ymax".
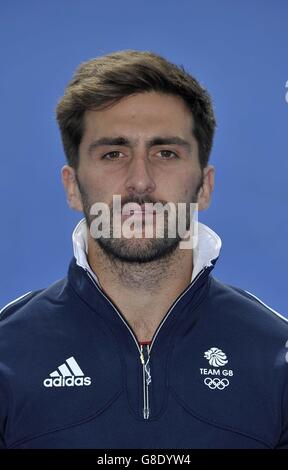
[{"xmin": 124, "ymin": 153, "xmax": 156, "ymax": 196}]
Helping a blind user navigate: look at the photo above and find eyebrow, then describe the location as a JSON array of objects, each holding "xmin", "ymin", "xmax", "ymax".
[{"xmin": 87, "ymin": 136, "xmax": 192, "ymax": 154}]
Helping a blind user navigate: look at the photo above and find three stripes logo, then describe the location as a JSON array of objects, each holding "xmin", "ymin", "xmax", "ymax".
[{"xmin": 43, "ymin": 356, "xmax": 91, "ymax": 388}]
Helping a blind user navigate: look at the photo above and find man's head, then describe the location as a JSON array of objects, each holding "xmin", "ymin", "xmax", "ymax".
[
  {"xmin": 57, "ymin": 50, "xmax": 216, "ymax": 263},
  {"xmin": 56, "ymin": 49, "xmax": 216, "ymax": 171}
]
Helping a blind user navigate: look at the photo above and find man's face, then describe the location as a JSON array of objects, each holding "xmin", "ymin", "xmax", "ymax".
[{"xmin": 63, "ymin": 91, "xmax": 214, "ymax": 263}]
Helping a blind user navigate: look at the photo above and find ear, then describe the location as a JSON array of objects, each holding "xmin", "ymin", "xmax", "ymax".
[
  {"xmin": 61, "ymin": 165, "xmax": 83, "ymax": 212},
  {"xmin": 197, "ymin": 165, "xmax": 215, "ymax": 211}
]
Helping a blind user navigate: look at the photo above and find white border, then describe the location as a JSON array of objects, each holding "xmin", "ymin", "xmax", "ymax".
[
  {"xmin": 0, "ymin": 292, "xmax": 32, "ymax": 316},
  {"xmin": 245, "ymin": 290, "xmax": 288, "ymax": 324}
]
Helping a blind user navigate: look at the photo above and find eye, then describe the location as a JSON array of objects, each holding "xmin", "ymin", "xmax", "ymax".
[
  {"xmin": 101, "ymin": 151, "xmax": 125, "ymax": 160},
  {"xmin": 157, "ymin": 150, "xmax": 179, "ymax": 159}
]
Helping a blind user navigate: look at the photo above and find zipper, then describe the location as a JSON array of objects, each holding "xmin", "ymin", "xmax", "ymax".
[
  {"xmin": 85, "ymin": 266, "xmax": 207, "ymax": 419},
  {"xmin": 140, "ymin": 344, "xmax": 151, "ymax": 419}
]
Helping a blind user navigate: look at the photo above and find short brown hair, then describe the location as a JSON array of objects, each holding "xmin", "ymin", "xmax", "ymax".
[{"xmin": 56, "ymin": 50, "xmax": 216, "ymax": 169}]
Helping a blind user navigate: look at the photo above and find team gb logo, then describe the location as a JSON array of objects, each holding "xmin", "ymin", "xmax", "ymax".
[{"xmin": 204, "ymin": 347, "xmax": 228, "ymax": 367}]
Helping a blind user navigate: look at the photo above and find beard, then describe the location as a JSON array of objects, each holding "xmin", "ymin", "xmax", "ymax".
[{"xmin": 76, "ymin": 176, "xmax": 202, "ymax": 264}]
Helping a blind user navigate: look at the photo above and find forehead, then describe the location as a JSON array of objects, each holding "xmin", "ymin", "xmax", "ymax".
[{"xmin": 82, "ymin": 92, "xmax": 195, "ymax": 138}]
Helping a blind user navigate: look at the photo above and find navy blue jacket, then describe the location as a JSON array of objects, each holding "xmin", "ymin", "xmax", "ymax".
[{"xmin": 1, "ymin": 256, "xmax": 288, "ymax": 449}]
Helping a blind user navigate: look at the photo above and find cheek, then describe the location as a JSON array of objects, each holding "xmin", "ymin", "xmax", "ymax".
[
  {"xmin": 81, "ymin": 177, "xmax": 125, "ymax": 209},
  {"xmin": 171, "ymin": 174, "xmax": 199, "ymax": 201},
  {"xmin": 78, "ymin": 177, "xmax": 103, "ymax": 207},
  {"xmin": 78, "ymin": 167, "xmax": 102, "ymax": 192}
]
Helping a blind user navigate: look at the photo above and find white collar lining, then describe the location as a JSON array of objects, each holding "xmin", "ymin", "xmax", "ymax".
[{"xmin": 72, "ymin": 218, "xmax": 222, "ymax": 287}]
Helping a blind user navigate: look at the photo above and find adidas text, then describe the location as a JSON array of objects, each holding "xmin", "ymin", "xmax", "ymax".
[{"xmin": 44, "ymin": 376, "xmax": 91, "ymax": 387}]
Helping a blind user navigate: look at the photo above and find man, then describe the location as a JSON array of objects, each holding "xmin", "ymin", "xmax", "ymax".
[{"xmin": 0, "ymin": 50, "xmax": 288, "ymax": 449}]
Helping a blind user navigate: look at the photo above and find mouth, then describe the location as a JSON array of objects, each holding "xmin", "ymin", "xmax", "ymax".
[
  {"xmin": 133, "ymin": 205, "xmax": 156, "ymax": 215},
  {"xmin": 122, "ymin": 204, "xmax": 160, "ymax": 216}
]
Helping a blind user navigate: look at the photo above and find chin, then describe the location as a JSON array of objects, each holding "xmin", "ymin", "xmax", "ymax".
[{"xmin": 96, "ymin": 237, "xmax": 180, "ymax": 263}]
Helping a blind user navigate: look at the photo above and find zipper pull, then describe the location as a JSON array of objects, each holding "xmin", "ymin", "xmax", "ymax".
[
  {"xmin": 145, "ymin": 363, "xmax": 152, "ymax": 386},
  {"xmin": 141, "ymin": 345, "xmax": 152, "ymax": 386},
  {"xmin": 140, "ymin": 349, "xmax": 145, "ymax": 365}
]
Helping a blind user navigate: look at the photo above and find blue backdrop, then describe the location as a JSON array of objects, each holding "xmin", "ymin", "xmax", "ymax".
[{"xmin": 1, "ymin": 0, "xmax": 287, "ymax": 315}]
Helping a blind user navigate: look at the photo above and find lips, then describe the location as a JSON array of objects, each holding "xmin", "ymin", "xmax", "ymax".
[
  {"xmin": 133, "ymin": 205, "xmax": 155, "ymax": 214},
  {"xmin": 122, "ymin": 204, "xmax": 158, "ymax": 216}
]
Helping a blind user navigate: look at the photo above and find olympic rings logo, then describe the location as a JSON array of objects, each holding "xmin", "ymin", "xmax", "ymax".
[{"xmin": 204, "ymin": 378, "xmax": 229, "ymax": 390}]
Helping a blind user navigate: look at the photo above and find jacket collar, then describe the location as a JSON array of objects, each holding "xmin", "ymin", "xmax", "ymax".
[{"xmin": 72, "ymin": 218, "xmax": 222, "ymax": 286}]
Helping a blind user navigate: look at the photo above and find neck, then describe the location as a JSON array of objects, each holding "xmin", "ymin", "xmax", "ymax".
[{"xmin": 87, "ymin": 235, "xmax": 193, "ymax": 342}]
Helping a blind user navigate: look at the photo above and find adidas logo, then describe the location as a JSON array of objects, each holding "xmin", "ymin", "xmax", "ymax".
[{"xmin": 43, "ymin": 356, "xmax": 91, "ymax": 388}]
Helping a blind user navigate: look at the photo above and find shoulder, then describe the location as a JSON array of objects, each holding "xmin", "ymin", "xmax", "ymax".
[
  {"xmin": 0, "ymin": 277, "xmax": 68, "ymax": 326},
  {"xmin": 0, "ymin": 291, "xmax": 42, "ymax": 320},
  {"xmin": 208, "ymin": 276, "xmax": 288, "ymax": 339}
]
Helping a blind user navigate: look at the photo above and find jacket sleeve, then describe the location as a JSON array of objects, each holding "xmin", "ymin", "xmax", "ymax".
[
  {"xmin": 0, "ymin": 433, "xmax": 6, "ymax": 449},
  {"xmin": 275, "ymin": 359, "xmax": 288, "ymax": 448},
  {"xmin": 0, "ymin": 365, "xmax": 10, "ymax": 449}
]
